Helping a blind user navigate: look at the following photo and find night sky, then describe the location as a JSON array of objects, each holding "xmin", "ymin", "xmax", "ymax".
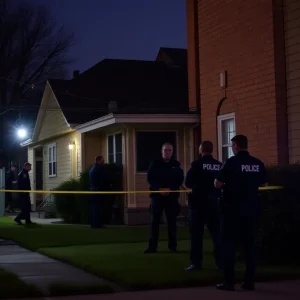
[{"xmin": 30, "ymin": 0, "xmax": 187, "ymax": 77}]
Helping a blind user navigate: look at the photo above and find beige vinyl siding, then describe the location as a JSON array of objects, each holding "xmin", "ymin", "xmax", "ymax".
[
  {"xmin": 76, "ymin": 133, "xmax": 82, "ymax": 175},
  {"xmin": 37, "ymin": 92, "xmax": 70, "ymax": 141},
  {"xmin": 83, "ymin": 131, "xmax": 105, "ymax": 169},
  {"xmin": 43, "ymin": 132, "xmax": 80, "ymax": 191},
  {"xmin": 284, "ymin": 0, "xmax": 300, "ymax": 162}
]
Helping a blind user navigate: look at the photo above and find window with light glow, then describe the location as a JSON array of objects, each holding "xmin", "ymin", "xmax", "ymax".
[
  {"xmin": 217, "ymin": 113, "xmax": 236, "ymax": 162},
  {"xmin": 48, "ymin": 143, "xmax": 57, "ymax": 177}
]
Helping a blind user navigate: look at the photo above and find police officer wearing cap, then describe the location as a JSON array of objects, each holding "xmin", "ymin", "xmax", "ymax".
[
  {"xmin": 144, "ymin": 142, "xmax": 184, "ymax": 254},
  {"xmin": 214, "ymin": 135, "xmax": 268, "ymax": 291},
  {"xmin": 184, "ymin": 141, "xmax": 222, "ymax": 271}
]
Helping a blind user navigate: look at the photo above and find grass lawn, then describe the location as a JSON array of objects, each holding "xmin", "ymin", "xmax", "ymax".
[
  {"xmin": 0, "ymin": 217, "xmax": 189, "ymax": 250},
  {"xmin": 1, "ymin": 216, "xmax": 300, "ymax": 293},
  {"xmin": 39, "ymin": 240, "xmax": 300, "ymax": 291},
  {"xmin": 0, "ymin": 217, "xmax": 190, "ymax": 250},
  {"xmin": 0, "ymin": 267, "xmax": 43, "ymax": 299}
]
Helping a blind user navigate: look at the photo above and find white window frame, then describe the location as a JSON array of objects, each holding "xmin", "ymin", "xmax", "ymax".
[
  {"xmin": 48, "ymin": 143, "xmax": 57, "ymax": 177},
  {"xmin": 217, "ymin": 112, "xmax": 236, "ymax": 162},
  {"xmin": 107, "ymin": 133, "xmax": 123, "ymax": 164}
]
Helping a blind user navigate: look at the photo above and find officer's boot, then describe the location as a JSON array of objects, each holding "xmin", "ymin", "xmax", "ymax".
[{"xmin": 14, "ymin": 217, "xmax": 22, "ymax": 225}]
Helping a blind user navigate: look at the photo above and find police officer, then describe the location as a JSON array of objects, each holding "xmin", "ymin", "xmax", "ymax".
[
  {"xmin": 214, "ymin": 135, "xmax": 268, "ymax": 291},
  {"xmin": 5, "ymin": 164, "xmax": 17, "ymax": 213},
  {"xmin": 144, "ymin": 142, "xmax": 184, "ymax": 254},
  {"xmin": 184, "ymin": 141, "xmax": 222, "ymax": 271},
  {"xmin": 89, "ymin": 156, "xmax": 109, "ymax": 229},
  {"xmin": 14, "ymin": 162, "xmax": 33, "ymax": 225}
]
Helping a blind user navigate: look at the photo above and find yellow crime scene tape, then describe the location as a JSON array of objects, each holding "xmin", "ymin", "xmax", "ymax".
[{"xmin": 0, "ymin": 186, "xmax": 284, "ymax": 194}]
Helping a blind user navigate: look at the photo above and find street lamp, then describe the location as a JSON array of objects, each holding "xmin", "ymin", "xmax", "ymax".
[{"xmin": 17, "ymin": 127, "xmax": 27, "ymax": 139}]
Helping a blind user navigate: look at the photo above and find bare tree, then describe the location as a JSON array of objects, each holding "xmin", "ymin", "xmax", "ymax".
[{"xmin": 0, "ymin": 0, "xmax": 75, "ymax": 107}]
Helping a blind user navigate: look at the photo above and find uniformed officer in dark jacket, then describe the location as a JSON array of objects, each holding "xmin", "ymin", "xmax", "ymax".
[
  {"xmin": 5, "ymin": 165, "xmax": 17, "ymax": 212},
  {"xmin": 214, "ymin": 135, "xmax": 267, "ymax": 291},
  {"xmin": 184, "ymin": 141, "xmax": 223, "ymax": 271},
  {"xmin": 144, "ymin": 142, "xmax": 184, "ymax": 254},
  {"xmin": 89, "ymin": 156, "xmax": 108, "ymax": 229},
  {"xmin": 14, "ymin": 162, "xmax": 33, "ymax": 225}
]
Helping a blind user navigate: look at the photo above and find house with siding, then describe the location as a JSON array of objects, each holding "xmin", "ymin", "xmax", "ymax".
[
  {"xmin": 21, "ymin": 48, "xmax": 199, "ymax": 224},
  {"xmin": 186, "ymin": 0, "xmax": 300, "ymax": 165}
]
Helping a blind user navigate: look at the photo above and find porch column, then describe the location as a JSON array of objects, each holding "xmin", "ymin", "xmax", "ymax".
[
  {"xmin": 124, "ymin": 126, "xmax": 146, "ymax": 225},
  {"xmin": 124, "ymin": 126, "xmax": 136, "ymax": 208},
  {"xmin": 79, "ymin": 132, "xmax": 85, "ymax": 172}
]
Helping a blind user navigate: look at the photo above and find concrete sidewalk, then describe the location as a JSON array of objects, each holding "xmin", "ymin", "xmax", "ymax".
[
  {"xmin": 0, "ymin": 241, "xmax": 120, "ymax": 295},
  {"xmin": 7, "ymin": 213, "xmax": 64, "ymax": 225},
  {"xmin": 19, "ymin": 280, "xmax": 300, "ymax": 300}
]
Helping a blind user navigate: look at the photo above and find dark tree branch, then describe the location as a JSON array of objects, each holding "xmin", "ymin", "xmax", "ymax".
[{"xmin": 0, "ymin": 0, "xmax": 75, "ymax": 106}]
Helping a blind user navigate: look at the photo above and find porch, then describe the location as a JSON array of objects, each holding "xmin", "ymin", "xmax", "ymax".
[{"xmin": 77, "ymin": 113, "xmax": 199, "ymax": 225}]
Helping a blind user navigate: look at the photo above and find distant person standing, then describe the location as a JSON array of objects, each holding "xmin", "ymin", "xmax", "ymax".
[
  {"xmin": 14, "ymin": 163, "xmax": 33, "ymax": 225},
  {"xmin": 184, "ymin": 141, "xmax": 223, "ymax": 271},
  {"xmin": 214, "ymin": 135, "xmax": 268, "ymax": 291},
  {"xmin": 144, "ymin": 142, "xmax": 184, "ymax": 254},
  {"xmin": 5, "ymin": 165, "xmax": 17, "ymax": 213},
  {"xmin": 89, "ymin": 156, "xmax": 108, "ymax": 229}
]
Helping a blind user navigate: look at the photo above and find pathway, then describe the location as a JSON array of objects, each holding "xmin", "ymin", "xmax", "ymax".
[
  {"xmin": 0, "ymin": 240, "xmax": 121, "ymax": 295},
  {"xmin": 7, "ymin": 212, "xmax": 64, "ymax": 225}
]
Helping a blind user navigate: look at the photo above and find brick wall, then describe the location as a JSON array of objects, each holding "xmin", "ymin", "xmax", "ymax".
[
  {"xmin": 186, "ymin": 0, "xmax": 200, "ymax": 111},
  {"xmin": 284, "ymin": 0, "xmax": 300, "ymax": 163},
  {"xmin": 187, "ymin": 0, "xmax": 288, "ymax": 165}
]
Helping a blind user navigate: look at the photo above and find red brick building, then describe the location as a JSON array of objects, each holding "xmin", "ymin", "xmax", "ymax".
[{"xmin": 186, "ymin": 0, "xmax": 300, "ymax": 165}]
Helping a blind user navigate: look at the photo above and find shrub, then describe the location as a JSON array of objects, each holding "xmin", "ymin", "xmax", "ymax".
[
  {"xmin": 253, "ymin": 163, "xmax": 300, "ymax": 265},
  {"xmin": 55, "ymin": 163, "xmax": 124, "ymax": 225},
  {"xmin": 54, "ymin": 179, "xmax": 81, "ymax": 223}
]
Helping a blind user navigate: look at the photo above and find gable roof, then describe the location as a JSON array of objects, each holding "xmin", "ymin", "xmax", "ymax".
[{"xmin": 47, "ymin": 48, "xmax": 189, "ymax": 125}]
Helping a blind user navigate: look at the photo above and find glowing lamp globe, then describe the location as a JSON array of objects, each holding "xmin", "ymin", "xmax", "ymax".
[{"xmin": 17, "ymin": 128, "xmax": 27, "ymax": 139}]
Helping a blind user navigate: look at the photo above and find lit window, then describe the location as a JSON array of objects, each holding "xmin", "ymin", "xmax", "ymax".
[
  {"xmin": 107, "ymin": 133, "xmax": 123, "ymax": 165},
  {"xmin": 217, "ymin": 113, "xmax": 236, "ymax": 162},
  {"xmin": 48, "ymin": 144, "xmax": 57, "ymax": 177}
]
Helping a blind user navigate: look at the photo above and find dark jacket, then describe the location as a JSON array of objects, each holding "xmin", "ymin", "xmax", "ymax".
[
  {"xmin": 5, "ymin": 170, "xmax": 17, "ymax": 190},
  {"xmin": 147, "ymin": 158, "xmax": 184, "ymax": 199},
  {"xmin": 89, "ymin": 163, "xmax": 109, "ymax": 191},
  {"xmin": 18, "ymin": 169, "xmax": 31, "ymax": 197},
  {"xmin": 216, "ymin": 151, "xmax": 267, "ymax": 214},
  {"xmin": 185, "ymin": 155, "xmax": 222, "ymax": 209}
]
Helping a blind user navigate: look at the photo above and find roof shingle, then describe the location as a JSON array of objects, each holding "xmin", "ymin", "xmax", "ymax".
[{"xmin": 48, "ymin": 48, "xmax": 190, "ymax": 125}]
